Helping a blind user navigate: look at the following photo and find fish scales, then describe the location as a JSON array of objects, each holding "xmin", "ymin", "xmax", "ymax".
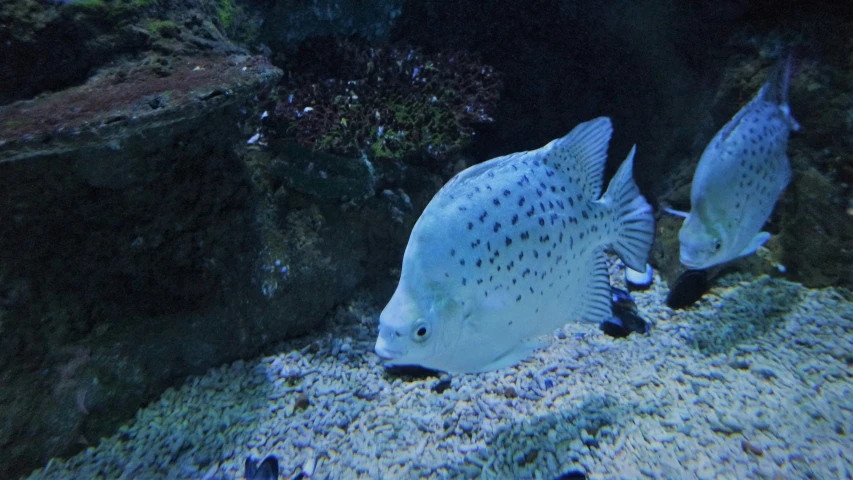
[
  {"xmin": 374, "ymin": 117, "xmax": 655, "ymax": 374},
  {"xmin": 678, "ymin": 57, "xmax": 799, "ymax": 270}
]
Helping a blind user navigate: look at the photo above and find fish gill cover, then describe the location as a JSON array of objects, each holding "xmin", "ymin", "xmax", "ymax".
[{"xmin": 270, "ymin": 37, "xmax": 502, "ymax": 162}]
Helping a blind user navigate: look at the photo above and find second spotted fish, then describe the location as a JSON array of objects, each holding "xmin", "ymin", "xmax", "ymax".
[
  {"xmin": 374, "ymin": 117, "xmax": 655, "ymax": 374},
  {"xmin": 677, "ymin": 57, "xmax": 799, "ymax": 270}
]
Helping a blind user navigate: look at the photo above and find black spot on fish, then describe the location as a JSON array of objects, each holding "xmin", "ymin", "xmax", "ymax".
[
  {"xmin": 530, "ymin": 287, "xmax": 534, "ymax": 294},
  {"xmin": 582, "ymin": 211, "xmax": 589, "ymax": 220},
  {"xmin": 519, "ymin": 252, "xmax": 524, "ymax": 260},
  {"xmin": 576, "ymin": 193, "xmax": 582, "ymax": 201},
  {"xmin": 534, "ymin": 250, "xmax": 539, "ymax": 258},
  {"xmin": 489, "ymin": 258, "xmax": 495, "ymax": 264},
  {"xmin": 460, "ymin": 259, "xmax": 465, "ymax": 266},
  {"xmin": 516, "ymin": 295, "xmax": 522, "ymax": 302},
  {"xmin": 539, "ymin": 218, "xmax": 545, "ymax": 226},
  {"xmin": 494, "ymin": 222, "xmax": 502, "ymax": 232},
  {"xmin": 493, "ymin": 198, "xmax": 500, "ymax": 206},
  {"xmin": 477, "ymin": 279, "xmax": 483, "ymax": 284},
  {"xmin": 519, "ymin": 197, "xmax": 526, "ymax": 207},
  {"xmin": 539, "ymin": 202, "xmax": 546, "ymax": 213},
  {"xmin": 568, "ymin": 197, "xmax": 574, "ymax": 207},
  {"xmin": 462, "ymin": 278, "xmax": 467, "ymax": 286},
  {"xmin": 450, "ymin": 249, "xmax": 456, "ymax": 256},
  {"xmin": 513, "ymin": 278, "xmax": 517, "ymax": 285},
  {"xmin": 522, "ymin": 268, "xmax": 531, "ymax": 277},
  {"xmin": 479, "ymin": 211, "xmax": 488, "ymax": 222},
  {"xmin": 506, "ymin": 237, "xmax": 513, "ymax": 247},
  {"xmin": 458, "ymin": 206, "xmax": 467, "ymax": 211},
  {"xmin": 521, "ymin": 231, "xmax": 530, "ymax": 240},
  {"xmin": 527, "ymin": 206, "xmax": 535, "ymax": 217},
  {"xmin": 580, "ymin": 232, "xmax": 585, "ymax": 239},
  {"xmin": 536, "ymin": 189, "xmax": 543, "ymax": 197},
  {"xmin": 561, "ymin": 186, "xmax": 566, "ymax": 192},
  {"xmin": 503, "ymin": 189, "xmax": 511, "ymax": 197},
  {"xmin": 468, "ymin": 222, "xmax": 473, "ymax": 230},
  {"xmin": 476, "ymin": 259, "xmax": 482, "ymax": 267},
  {"xmin": 494, "ymin": 250, "xmax": 500, "ymax": 257},
  {"xmin": 512, "ymin": 214, "xmax": 519, "ymax": 225}
]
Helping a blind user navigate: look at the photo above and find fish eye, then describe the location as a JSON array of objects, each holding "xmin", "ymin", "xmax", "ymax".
[{"xmin": 412, "ymin": 319, "xmax": 430, "ymax": 342}]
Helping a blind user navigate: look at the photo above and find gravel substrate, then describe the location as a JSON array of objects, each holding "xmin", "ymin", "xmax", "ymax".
[{"xmin": 27, "ymin": 269, "xmax": 853, "ymax": 480}]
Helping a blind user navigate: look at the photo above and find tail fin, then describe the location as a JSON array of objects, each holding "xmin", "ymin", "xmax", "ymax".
[
  {"xmin": 601, "ymin": 146, "xmax": 655, "ymax": 272},
  {"xmin": 761, "ymin": 54, "xmax": 800, "ymax": 131}
]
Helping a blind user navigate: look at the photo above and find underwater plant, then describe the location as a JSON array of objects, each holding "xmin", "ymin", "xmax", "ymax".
[{"xmin": 272, "ymin": 37, "xmax": 502, "ymax": 161}]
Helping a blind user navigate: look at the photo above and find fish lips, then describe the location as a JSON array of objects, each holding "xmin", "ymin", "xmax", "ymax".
[
  {"xmin": 374, "ymin": 339, "xmax": 404, "ymax": 361},
  {"xmin": 679, "ymin": 249, "xmax": 708, "ymax": 270}
]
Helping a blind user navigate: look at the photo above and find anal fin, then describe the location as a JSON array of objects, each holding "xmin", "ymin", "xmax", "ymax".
[{"xmin": 578, "ymin": 247, "xmax": 613, "ymax": 324}]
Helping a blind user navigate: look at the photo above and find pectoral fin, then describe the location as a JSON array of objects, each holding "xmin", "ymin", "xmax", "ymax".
[
  {"xmin": 738, "ymin": 232, "xmax": 771, "ymax": 258},
  {"xmin": 662, "ymin": 207, "xmax": 689, "ymax": 218},
  {"xmin": 478, "ymin": 337, "xmax": 549, "ymax": 372}
]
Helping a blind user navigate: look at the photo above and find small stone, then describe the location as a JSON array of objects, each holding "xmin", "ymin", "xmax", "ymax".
[
  {"xmin": 295, "ymin": 392, "xmax": 310, "ymax": 410},
  {"xmin": 729, "ymin": 359, "xmax": 750, "ymax": 370},
  {"xmin": 742, "ymin": 439, "xmax": 763, "ymax": 456},
  {"xmin": 503, "ymin": 386, "xmax": 518, "ymax": 398},
  {"xmin": 522, "ymin": 450, "xmax": 538, "ymax": 465},
  {"xmin": 751, "ymin": 364, "xmax": 778, "ymax": 379}
]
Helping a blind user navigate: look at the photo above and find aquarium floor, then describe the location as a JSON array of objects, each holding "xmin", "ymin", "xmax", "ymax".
[{"xmin": 28, "ymin": 271, "xmax": 853, "ymax": 480}]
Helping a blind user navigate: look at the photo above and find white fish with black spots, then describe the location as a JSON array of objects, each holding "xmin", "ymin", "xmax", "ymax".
[
  {"xmin": 677, "ymin": 57, "xmax": 799, "ymax": 270},
  {"xmin": 374, "ymin": 117, "xmax": 655, "ymax": 374}
]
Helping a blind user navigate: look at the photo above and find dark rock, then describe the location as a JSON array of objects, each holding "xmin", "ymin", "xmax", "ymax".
[
  {"xmin": 0, "ymin": 53, "xmax": 283, "ymax": 479},
  {"xmin": 601, "ymin": 287, "xmax": 649, "ymax": 337},
  {"xmin": 666, "ymin": 270, "xmax": 711, "ymax": 309},
  {"xmin": 554, "ymin": 471, "xmax": 588, "ymax": 480}
]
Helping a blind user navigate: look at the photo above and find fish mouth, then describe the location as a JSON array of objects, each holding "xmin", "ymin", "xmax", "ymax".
[
  {"xmin": 680, "ymin": 259, "xmax": 701, "ymax": 270},
  {"xmin": 679, "ymin": 251, "xmax": 704, "ymax": 270},
  {"xmin": 374, "ymin": 344, "xmax": 403, "ymax": 361}
]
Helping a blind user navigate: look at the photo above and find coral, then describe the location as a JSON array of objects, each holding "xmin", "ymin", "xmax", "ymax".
[
  {"xmin": 271, "ymin": 37, "xmax": 501, "ymax": 162},
  {"xmin": 216, "ymin": 0, "xmax": 234, "ymax": 28}
]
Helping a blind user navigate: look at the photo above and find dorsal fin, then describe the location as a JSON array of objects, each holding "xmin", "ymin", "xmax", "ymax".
[{"xmin": 547, "ymin": 117, "xmax": 613, "ymax": 199}]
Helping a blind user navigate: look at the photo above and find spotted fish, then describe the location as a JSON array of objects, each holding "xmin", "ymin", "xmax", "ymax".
[
  {"xmin": 374, "ymin": 118, "xmax": 655, "ymax": 374},
  {"xmin": 677, "ymin": 57, "xmax": 799, "ymax": 270}
]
